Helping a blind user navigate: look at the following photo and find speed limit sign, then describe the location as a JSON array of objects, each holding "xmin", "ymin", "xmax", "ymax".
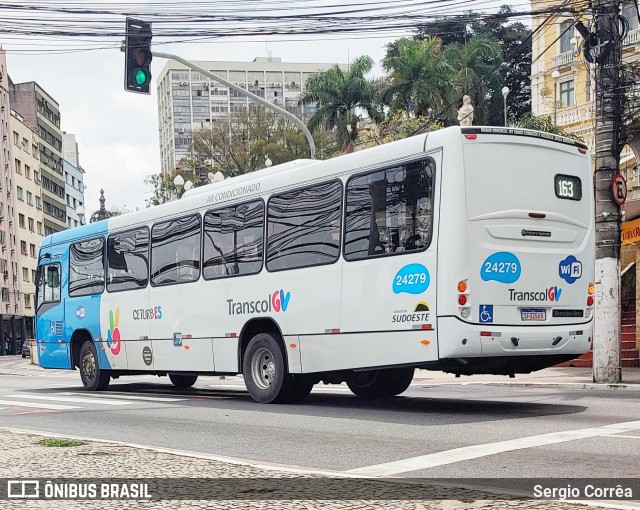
[{"xmin": 612, "ymin": 173, "xmax": 627, "ymax": 206}]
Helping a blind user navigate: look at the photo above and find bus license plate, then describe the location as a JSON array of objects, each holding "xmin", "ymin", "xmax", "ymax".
[{"xmin": 521, "ymin": 308, "xmax": 546, "ymax": 321}]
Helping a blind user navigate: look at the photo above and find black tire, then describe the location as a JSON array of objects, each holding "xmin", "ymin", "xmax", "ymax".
[
  {"xmin": 21, "ymin": 353, "xmax": 26, "ymax": 358},
  {"xmin": 79, "ymin": 340, "xmax": 110, "ymax": 391},
  {"xmin": 346, "ymin": 367, "xmax": 414, "ymax": 399},
  {"xmin": 169, "ymin": 374, "xmax": 198, "ymax": 388},
  {"xmin": 242, "ymin": 332, "xmax": 292, "ymax": 404}
]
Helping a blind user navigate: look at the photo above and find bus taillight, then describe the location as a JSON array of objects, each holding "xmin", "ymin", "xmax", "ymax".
[{"xmin": 458, "ymin": 280, "xmax": 470, "ymax": 318}]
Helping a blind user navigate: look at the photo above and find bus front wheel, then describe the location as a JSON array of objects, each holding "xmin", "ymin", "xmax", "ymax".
[
  {"xmin": 243, "ymin": 332, "xmax": 295, "ymax": 404},
  {"xmin": 346, "ymin": 367, "xmax": 414, "ymax": 399},
  {"xmin": 79, "ymin": 341, "xmax": 110, "ymax": 391},
  {"xmin": 169, "ymin": 374, "xmax": 198, "ymax": 388}
]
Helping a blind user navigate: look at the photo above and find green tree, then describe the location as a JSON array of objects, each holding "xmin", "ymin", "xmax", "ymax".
[
  {"xmin": 300, "ymin": 55, "xmax": 382, "ymax": 153},
  {"xmin": 415, "ymin": 5, "xmax": 532, "ymax": 125},
  {"xmin": 380, "ymin": 37, "xmax": 453, "ymax": 120},
  {"xmin": 443, "ymin": 35, "xmax": 503, "ymax": 125},
  {"xmin": 358, "ymin": 111, "xmax": 442, "ymax": 149}
]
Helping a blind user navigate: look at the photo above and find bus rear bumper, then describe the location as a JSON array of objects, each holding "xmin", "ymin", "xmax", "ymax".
[{"xmin": 437, "ymin": 316, "xmax": 593, "ymax": 359}]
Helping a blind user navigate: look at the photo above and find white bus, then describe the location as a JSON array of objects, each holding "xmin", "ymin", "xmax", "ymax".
[{"xmin": 35, "ymin": 126, "xmax": 595, "ymax": 403}]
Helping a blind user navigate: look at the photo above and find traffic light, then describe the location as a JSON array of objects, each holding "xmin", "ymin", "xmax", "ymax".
[{"xmin": 124, "ymin": 18, "xmax": 152, "ymax": 94}]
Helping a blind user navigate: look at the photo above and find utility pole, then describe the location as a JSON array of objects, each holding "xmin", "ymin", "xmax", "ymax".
[{"xmin": 590, "ymin": 0, "xmax": 625, "ymax": 383}]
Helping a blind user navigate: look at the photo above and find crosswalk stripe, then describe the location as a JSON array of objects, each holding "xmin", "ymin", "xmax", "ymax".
[
  {"xmin": 3, "ymin": 394, "xmax": 133, "ymax": 406},
  {"xmin": 57, "ymin": 392, "xmax": 186, "ymax": 403},
  {"xmin": 0, "ymin": 399, "xmax": 79, "ymax": 410}
]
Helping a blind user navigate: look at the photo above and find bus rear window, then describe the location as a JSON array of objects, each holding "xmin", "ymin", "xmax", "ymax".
[{"xmin": 344, "ymin": 158, "xmax": 435, "ymax": 261}]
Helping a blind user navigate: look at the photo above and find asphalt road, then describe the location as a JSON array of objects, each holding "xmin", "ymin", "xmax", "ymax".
[{"xmin": 1, "ymin": 365, "xmax": 639, "ymax": 482}]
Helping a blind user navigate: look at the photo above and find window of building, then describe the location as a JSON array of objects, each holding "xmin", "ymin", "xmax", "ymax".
[
  {"xmin": 69, "ymin": 237, "xmax": 105, "ymax": 296},
  {"xmin": 22, "ymin": 138, "xmax": 29, "ymax": 153},
  {"xmin": 560, "ymin": 19, "xmax": 574, "ymax": 53},
  {"xmin": 203, "ymin": 200, "xmax": 264, "ymax": 280},
  {"xmin": 20, "ymin": 240, "xmax": 27, "ymax": 255},
  {"xmin": 623, "ymin": 1, "xmax": 640, "ymax": 31},
  {"xmin": 560, "ymin": 79, "xmax": 575, "ymax": 106},
  {"xmin": 17, "ymin": 187, "xmax": 24, "ymax": 201},
  {"xmin": 24, "ymin": 293, "xmax": 31, "ymax": 309},
  {"xmin": 22, "ymin": 267, "xmax": 28, "ymax": 282},
  {"xmin": 151, "ymin": 214, "xmax": 201, "ymax": 286},
  {"xmin": 30, "ymin": 243, "xmax": 35, "ymax": 257},
  {"xmin": 266, "ymin": 181, "xmax": 342, "ymax": 272},
  {"xmin": 31, "ymin": 269, "xmax": 36, "ymax": 282},
  {"xmin": 344, "ymin": 159, "xmax": 435, "ymax": 261},
  {"xmin": 34, "ymin": 170, "xmax": 39, "ymax": 183},
  {"xmin": 36, "ymin": 196, "xmax": 42, "ymax": 210},
  {"xmin": 18, "ymin": 214, "xmax": 25, "ymax": 228},
  {"xmin": 12, "ymin": 131, "xmax": 19, "ymax": 145},
  {"xmin": 25, "ymin": 165, "xmax": 31, "ymax": 179},
  {"xmin": 107, "ymin": 227, "xmax": 149, "ymax": 292},
  {"xmin": 37, "ymin": 221, "xmax": 43, "ymax": 235},
  {"xmin": 32, "ymin": 144, "xmax": 38, "ymax": 159},
  {"xmin": 28, "ymin": 218, "xmax": 34, "ymax": 232},
  {"xmin": 14, "ymin": 159, "xmax": 21, "ymax": 174},
  {"xmin": 26, "ymin": 192, "xmax": 33, "ymax": 206}
]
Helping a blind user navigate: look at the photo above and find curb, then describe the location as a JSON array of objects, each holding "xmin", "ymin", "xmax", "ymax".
[{"xmin": 413, "ymin": 381, "xmax": 640, "ymax": 391}]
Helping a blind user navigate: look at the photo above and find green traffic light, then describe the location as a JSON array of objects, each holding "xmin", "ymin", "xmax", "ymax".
[{"xmin": 135, "ymin": 69, "xmax": 149, "ymax": 85}]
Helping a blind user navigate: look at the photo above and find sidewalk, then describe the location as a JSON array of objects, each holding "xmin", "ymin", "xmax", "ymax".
[
  {"xmin": 0, "ymin": 430, "xmax": 628, "ymax": 509},
  {"xmin": 1, "ymin": 354, "xmax": 640, "ymax": 389}
]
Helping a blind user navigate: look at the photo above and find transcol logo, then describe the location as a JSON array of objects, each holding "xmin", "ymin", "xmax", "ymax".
[
  {"xmin": 559, "ymin": 255, "xmax": 582, "ymax": 284},
  {"xmin": 509, "ymin": 286, "xmax": 562, "ymax": 302},
  {"xmin": 227, "ymin": 289, "xmax": 291, "ymax": 315}
]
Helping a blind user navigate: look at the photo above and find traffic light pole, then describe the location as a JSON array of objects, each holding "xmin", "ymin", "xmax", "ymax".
[{"xmin": 152, "ymin": 52, "xmax": 316, "ymax": 159}]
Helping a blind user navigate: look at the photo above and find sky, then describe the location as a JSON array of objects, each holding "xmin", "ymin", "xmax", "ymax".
[{"xmin": 4, "ymin": 0, "xmax": 519, "ymax": 214}]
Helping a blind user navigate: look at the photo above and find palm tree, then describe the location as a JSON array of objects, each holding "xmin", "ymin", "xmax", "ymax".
[
  {"xmin": 380, "ymin": 37, "xmax": 453, "ymax": 119},
  {"xmin": 300, "ymin": 55, "xmax": 381, "ymax": 153},
  {"xmin": 443, "ymin": 35, "xmax": 502, "ymax": 125}
]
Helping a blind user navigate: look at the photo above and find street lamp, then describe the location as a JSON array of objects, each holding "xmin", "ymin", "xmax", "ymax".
[
  {"xmin": 551, "ymin": 70, "xmax": 560, "ymax": 124},
  {"xmin": 501, "ymin": 86, "xmax": 509, "ymax": 126},
  {"xmin": 76, "ymin": 205, "xmax": 85, "ymax": 226}
]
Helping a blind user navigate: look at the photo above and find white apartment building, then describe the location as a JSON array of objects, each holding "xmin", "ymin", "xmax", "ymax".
[
  {"xmin": 157, "ymin": 57, "xmax": 343, "ymax": 174},
  {"xmin": 11, "ymin": 108, "xmax": 44, "ymax": 324},
  {"xmin": 62, "ymin": 133, "xmax": 85, "ymax": 228}
]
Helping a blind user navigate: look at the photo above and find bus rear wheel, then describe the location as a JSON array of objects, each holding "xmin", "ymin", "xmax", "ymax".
[
  {"xmin": 169, "ymin": 374, "xmax": 198, "ymax": 388},
  {"xmin": 79, "ymin": 340, "xmax": 110, "ymax": 391},
  {"xmin": 346, "ymin": 367, "xmax": 414, "ymax": 399},
  {"xmin": 243, "ymin": 332, "xmax": 294, "ymax": 404}
]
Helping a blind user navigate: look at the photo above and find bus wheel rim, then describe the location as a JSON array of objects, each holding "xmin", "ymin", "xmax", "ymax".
[
  {"xmin": 82, "ymin": 353, "xmax": 96, "ymax": 381},
  {"xmin": 251, "ymin": 347, "xmax": 276, "ymax": 390}
]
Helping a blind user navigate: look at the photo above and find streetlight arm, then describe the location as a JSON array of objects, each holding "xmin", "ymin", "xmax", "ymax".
[{"xmin": 152, "ymin": 52, "xmax": 316, "ymax": 159}]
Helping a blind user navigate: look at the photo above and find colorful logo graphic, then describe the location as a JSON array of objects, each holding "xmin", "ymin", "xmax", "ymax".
[
  {"xmin": 392, "ymin": 264, "xmax": 430, "ymax": 295},
  {"xmin": 272, "ymin": 289, "xmax": 291, "ymax": 312},
  {"xmin": 414, "ymin": 302, "xmax": 429, "ymax": 312},
  {"xmin": 548, "ymin": 286, "xmax": 562, "ymax": 302},
  {"xmin": 481, "ymin": 252, "xmax": 521, "ymax": 284},
  {"xmin": 559, "ymin": 255, "xmax": 582, "ymax": 284},
  {"xmin": 75, "ymin": 305, "xmax": 86, "ymax": 320},
  {"xmin": 106, "ymin": 308, "xmax": 121, "ymax": 355},
  {"xmin": 479, "ymin": 305, "xmax": 494, "ymax": 323}
]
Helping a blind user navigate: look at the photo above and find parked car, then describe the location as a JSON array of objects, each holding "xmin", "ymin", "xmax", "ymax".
[{"xmin": 21, "ymin": 339, "xmax": 31, "ymax": 358}]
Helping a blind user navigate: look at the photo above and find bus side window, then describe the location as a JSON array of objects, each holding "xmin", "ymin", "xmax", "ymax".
[{"xmin": 151, "ymin": 214, "xmax": 201, "ymax": 286}]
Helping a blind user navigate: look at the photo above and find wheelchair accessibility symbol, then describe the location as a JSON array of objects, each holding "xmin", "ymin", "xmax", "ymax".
[{"xmin": 479, "ymin": 305, "xmax": 494, "ymax": 323}]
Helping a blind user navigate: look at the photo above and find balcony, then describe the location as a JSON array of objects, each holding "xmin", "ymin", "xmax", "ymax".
[
  {"xmin": 624, "ymin": 28, "xmax": 640, "ymax": 46},
  {"xmin": 551, "ymin": 51, "xmax": 576, "ymax": 68}
]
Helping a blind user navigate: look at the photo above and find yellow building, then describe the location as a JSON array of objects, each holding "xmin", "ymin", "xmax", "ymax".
[{"xmin": 532, "ymin": 0, "xmax": 640, "ymax": 367}]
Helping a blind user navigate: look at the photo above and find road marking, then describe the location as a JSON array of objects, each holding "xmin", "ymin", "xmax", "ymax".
[
  {"xmin": 57, "ymin": 392, "xmax": 186, "ymax": 402},
  {"xmin": 347, "ymin": 420, "xmax": 640, "ymax": 476},
  {"xmin": 604, "ymin": 434, "xmax": 640, "ymax": 440},
  {"xmin": 3, "ymin": 394, "xmax": 133, "ymax": 406},
  {"xmin": 0, "ymin": 399, "xmax": 78, "ymax": 410}
]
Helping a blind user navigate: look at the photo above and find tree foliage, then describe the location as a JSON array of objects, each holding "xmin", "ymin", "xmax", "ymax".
[
  {"xmin": 517, "ymin": 113, "xmax": 584, "ymax": 142},
  {"xmin": 414, "ymin": 5, "xmax": 531, "ymax": 125},
  {"xmin": 300, "ymin": 55, "xmax": 382, "ymax": 152}
]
